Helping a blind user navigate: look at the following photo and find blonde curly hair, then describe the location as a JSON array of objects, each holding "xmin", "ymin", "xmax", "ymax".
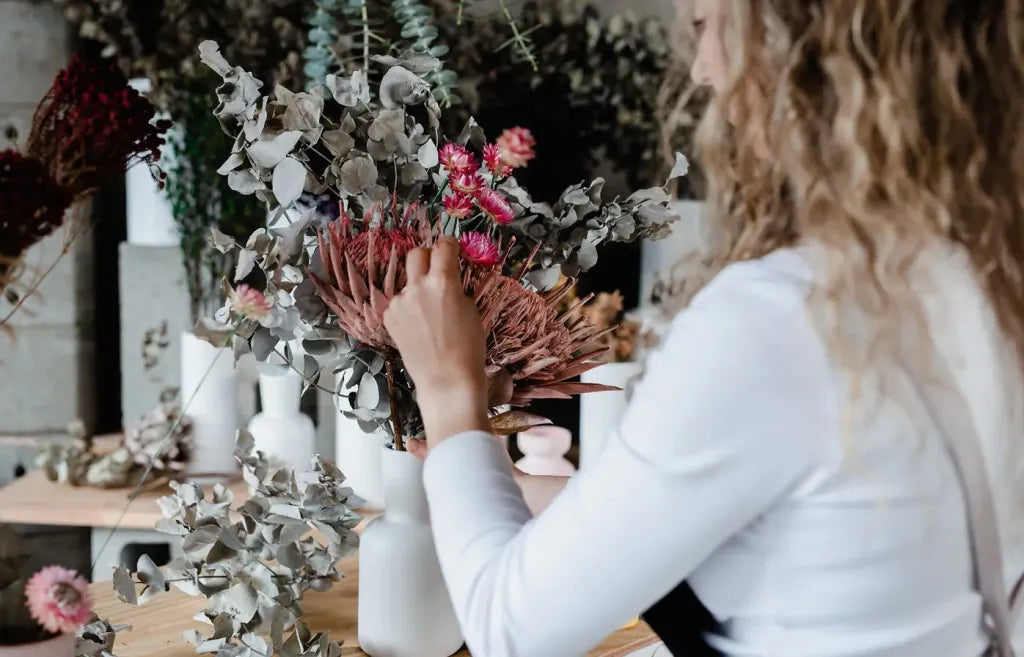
[{"xmin": 666, "ymin": 1, "xmax": 1024, "ymax": 373}]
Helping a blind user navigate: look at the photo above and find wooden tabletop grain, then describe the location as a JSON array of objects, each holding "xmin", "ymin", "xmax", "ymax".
[{"xmin": 90, "ymin": 555, "xmax": 659, "ymax": 657}]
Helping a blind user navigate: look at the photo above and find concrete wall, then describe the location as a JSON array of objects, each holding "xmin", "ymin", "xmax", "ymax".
[
  {"xmin": 0, "ymin": 1, "xmax": 92, "ymax": 443},
  {"xmin": 594, "ymin": 0, "xmax": 676, "ymax": 20}
]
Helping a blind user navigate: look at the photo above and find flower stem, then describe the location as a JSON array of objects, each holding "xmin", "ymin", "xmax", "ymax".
[
  {"xmin": 456, "ymin": 0, "xmax": 465, "ymax": 25},
  {"xmin": 385, "ymin": 359, "xmax": 405, "ymax": 452},
  {"xmin": 497, "ymin": 0, "xmax": 538, "ymax": 71}
]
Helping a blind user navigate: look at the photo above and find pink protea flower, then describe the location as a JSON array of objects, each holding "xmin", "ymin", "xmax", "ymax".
[
  {"xmin": 443, "ymin": 193, "xmax": 475, "ymax": 219},
  {"xmin": 450, "ymin": 172, "xmax": 485, "ymax": 196},
  {"xmin": 477, "ymin": 187, "xmax": 516, "ymax": 225},
  {"xmin": 229, "ymin": 283, "xmax": 272, "ymax": 320},
  {"xmin": 459, "ymin": 231, "xmax": 501, "ymax": 268},
  {"xmin": 24, "ymin": 565, "xmax": 92, "ymax": 635},
  {"xmin": 438, "ymin": 143, "xmax": 477, "ymax": 174},
  {"xmin": 496, "ymin": 127, "xmax": 536, "ymax": 169},
  {"xmin": 483, "ymin": 143, "xmax": 512, "ymax": 178}
]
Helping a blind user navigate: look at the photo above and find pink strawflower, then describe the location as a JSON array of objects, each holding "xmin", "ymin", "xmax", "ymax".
[
  {"xmin": 477, "ymin": 188, "xmax": 516, "ymax": 225},
  {"xmin": 483, "ymin": 143, "xmax": 513, "ymax": 178},
  {"xmin": 495, "ymin": 127, "xmax": 536, "ymax": 169},
  {"xmin": 229, "ymin": 284, "xmax": 272, "ymax": 320},
  {"xmin": 443, "ymin": 193, "xmax": 476, "ymax": 219},
  {"xmin": 450, "ymin": 172, "xmax": 485, "ymax": 196},
  {"xmin": 460, "ymin": 231, "xmax": 501, "ymax": 268},
  {"xmin": 24, "ymin": 565, "xmax": 92, "ymax": 635},
  {"xmin": 438, "ymin": 143, "xmax": 478, "ymax": 174}
]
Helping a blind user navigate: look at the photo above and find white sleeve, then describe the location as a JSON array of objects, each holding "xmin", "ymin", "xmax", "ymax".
[{"xmin": 422, "ymin": 258, "xmax": 836, "ymax": 657}]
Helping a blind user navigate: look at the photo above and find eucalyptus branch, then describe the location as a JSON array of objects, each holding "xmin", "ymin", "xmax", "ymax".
[{"xmin": 497, "ymin": 0, "xmax": 538, "ymax": 71}]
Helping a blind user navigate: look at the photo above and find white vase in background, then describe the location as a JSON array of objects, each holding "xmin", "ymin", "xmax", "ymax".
[
  {"xmin": 0, "ymin": 633, "xmax": 76, "ymax": 657},
  {"xmin": 125, "ymin": 79, "xmax": 178, "ymax": 247},
  {"xmin": 248, "ymin": 370, "xmax": 315, "ymax": 472},
  {"xmin": 334, "ymin": 413, "xmax": 387, "ymax": 510},
  {"xmin": 515, "ymin": 426, "xmax": 576, "ymax": 476},
  {"xmin": 358, "ymin": 447, "xmax": 464, "ymax": 657},
  {"xmin": 578, "ymin": 361, "xmax": 645, "ymax": 471},
  {"xmin": 640, "ymin": 199, "xmax": 704, "ymax": 304},
  {"xmin": 180, "ymin": 331, "xmax": 239, "ymax": 479},
  {"xmin": 333, "ymin": 372, "xmax": 386, "ymax": 509}
]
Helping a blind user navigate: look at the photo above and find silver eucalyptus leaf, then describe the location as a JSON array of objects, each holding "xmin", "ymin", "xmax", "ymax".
[
  {"xmin": 417, "ymin": 139, "xmax": 439, "ymax": 169},
  {"xmin": 112, "ymin": 565, "xmax": 137, "ymax": 605},
  {"xmin": 247, "ymin": 131, "xmax": 303, "ymax": 169},
  {"xmin": 669, "ymin": 152, "xmax": 690, "ymax": 180},
  {"xmin": 379, "ymin": 66, "xmax": 431, "ymax": 109},
  {"xmin": 340, "ymin": 157, "xmax": 379, "ymax": 197},
  {"xmin": 228, "ymin": 170, "xmax": 266, "ymax": 195},
  {"xmin": 320, "ymin": 130, "xmax": 354, "ymax": 158},
  {"xmin": 217, "ymin": 152, "xmax": 246, "ymax": 175},
  {"xmin": 272, "ymin": 157, "xmax": 307, "ymax": 208}
]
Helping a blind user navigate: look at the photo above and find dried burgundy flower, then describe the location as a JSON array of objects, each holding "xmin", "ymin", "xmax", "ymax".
[
  {"xmin": 0, "ymin": 151, "xmax": 72, "ymax": 282},
  {"xmin": 25, "ymin": 53, "xmax": 172, "ymax": 197},
  {"xmin": 495, "ymin": 127, "xmax": 536, "ymax": 169}
]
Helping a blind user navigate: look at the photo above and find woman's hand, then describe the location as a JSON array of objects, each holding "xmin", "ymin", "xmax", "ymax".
[{"xmin": 383, "ymin": 238, "xmax": 491, "ymax": 449}]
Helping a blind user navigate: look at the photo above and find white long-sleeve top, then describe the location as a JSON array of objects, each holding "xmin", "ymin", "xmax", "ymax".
[{"xmin": 422, "ymin": 246, "xmax": 1024, "ymax": 657}]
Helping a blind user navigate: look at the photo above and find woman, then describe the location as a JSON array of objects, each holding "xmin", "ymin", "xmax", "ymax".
[{"xmin": 383, "ymin": 1, "xmax": 1024, "ymax": 655}]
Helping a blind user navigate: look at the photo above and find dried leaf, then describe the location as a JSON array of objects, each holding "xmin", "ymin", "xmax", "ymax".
[
  {"xmin": 273, "ymin": 157, "xmax": 307, "ymax": 208},
  {"xmin": 227, "ymin": 170, "xmax": 265, "ymax": 195},
  {"xmin": 669, "ymin": 152, "xmax": 690, "ymax": 180},
  {"xmin": 112, "ymin": 564, "xmax": 137, "ymax": 605},
  {"xmin": 489, "ymin": 411, "xmax": 553, "ymax": 436},
  {"xmin": 247, "ymin": 131, "xmax": 303, "ymax": 169}
]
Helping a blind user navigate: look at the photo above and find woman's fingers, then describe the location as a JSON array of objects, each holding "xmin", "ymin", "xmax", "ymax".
[
  {"xmin": 406, "ymin": 247, "xmax": 430, "ymax": 283},
  {"xmin": 430, "ymin": 237, "xmax": 462, "ymax": 283},
  {"xmin": 406, "ymin": 438, "xmax": 429, "ymax": 461}
]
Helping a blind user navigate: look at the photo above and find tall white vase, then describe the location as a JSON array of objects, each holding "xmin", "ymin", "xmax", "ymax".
[
  {"xmin": 578, "ymin": 361, "xmax": 645, "ymax": 471},
  {"xmin": 180, "ymin": 331, "xmax": 239, "ymax": 478},
  {"xmin": 125, "ymin": 78, "xmax": 178, "ymax": 247},
  {"xmin": 358, "ymin": 448, "xmax": 464, "ymax": 657},
  {"xmin": 248, "ymin": 370, "xmax": 315, "ymax": 472},
  {"xmin": 640, "ymin": 199, "xmax": 704, "ymax": 304},
  {"xmin": 334, "ymin": 414, "xmax": 387, "ymax": 510}
]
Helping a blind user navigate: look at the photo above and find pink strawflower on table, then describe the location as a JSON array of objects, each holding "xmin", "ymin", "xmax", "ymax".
[
  {"xmin": 483, "ymin": 143, "xmax": 513, "ymax": 178},
  {"xmin": 438, "ymin": 143, "xmax": 478, "ymax": 174},
  {"xmin": 450, "ymin": 172, "xmax": 485, "ymax": 196},
  {"xmin": 443, "ymin": 193, "xmax": 475, "ymax": 219},
  {"xmin": 24, "ymin": 565, "xmax": 92, "ymax": 635},
  {"xmin": 459, "ymin": 231, "xmax": 501, "ymax": 268},
  {"xmin": 496, "ymin": 127, "xmax": 536, "ymax": 169},
  {"xmin": 477, "ymin": 188, "xmax": 516, "ymax": 225},
  {"xmin": 229, "ymin": 283, "xmax": 272, "ymax": 321}
]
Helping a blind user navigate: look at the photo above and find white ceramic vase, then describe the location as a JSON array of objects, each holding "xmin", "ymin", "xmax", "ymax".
[
  {"xmin": 515, "ymin": 426, "xmax": 576, "ymax": 476},
  {"xmin": 180, "ymin": 331, "xmax": 239, "ymax": 478},
  {"xmin": 333, "ymin": 372, "xmax": 386, "ymax": 510},
  {"xmin": 248, "ymin": 370, "xmax": 315, "ymax": 472},
  {"xmin": 125, "ymin": 79, "xmax": 178, "ymax": 248},
  {"xmin": 640, "ymin": 199, "xmax": 704, "ymax": 304},
  {"xmin": 358, "ymin": 447, "xmax": 464, "ymax": 657},
  {"xmin": 0, "ymin": 633, "xmax": 76, "ymax": 657},
  {"xmin": 578, "ymin": 361, "xmax": 645, "ymax": 471}
]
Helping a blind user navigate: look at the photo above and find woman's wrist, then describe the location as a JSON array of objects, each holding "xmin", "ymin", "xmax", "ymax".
[{"xmin": 418, "ymin": 384, "xmax": 491, "ymax": 448}]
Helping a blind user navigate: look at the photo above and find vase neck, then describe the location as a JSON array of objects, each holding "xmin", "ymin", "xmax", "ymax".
[
  {"xmin": 259, "ymin": 371, "xmax": 302, "ymax": 416},
  {"xmin": 381, "ymin": 447, "xmax": 429, "ymax": 523}
]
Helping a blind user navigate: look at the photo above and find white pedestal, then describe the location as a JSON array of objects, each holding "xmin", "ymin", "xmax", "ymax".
[{"xmin": 90, "ymin": 527, "xmax": 183, "ymax": 582}]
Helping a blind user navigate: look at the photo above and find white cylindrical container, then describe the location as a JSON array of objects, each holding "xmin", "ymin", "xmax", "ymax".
[
  {"xmin": 180, "ymin": 331, "xmax": 239, "ymax": 478},
  {"xmin": 515, "ymin": 426, "xmax": 576, "ymax": 476},
  {"xmin": 125, "ymin": 79, "xmax": 178, "ymax": 247},
  {"xmin": 578, "ymin": 361, "xmax": 645, "ymax": 471},
  {"xmin": 358, "ymin": 447, "xmax": 464, "ymax": 657},
  {"xmin": 248, "ymin": 370, "xmax": 316, "ymax": 473},
  {"xmin": 334, "ymin": 414, "xmax": 387, "ymax": 510},
  {"xmin": 640, "ymin": 199, "xmax": 704, "ymax": 305}
]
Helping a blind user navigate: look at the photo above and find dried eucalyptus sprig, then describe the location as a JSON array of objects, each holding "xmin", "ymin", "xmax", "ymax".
[{"xmin": 111, "ymin": 432, "xmax": 361, "ymax": 657}]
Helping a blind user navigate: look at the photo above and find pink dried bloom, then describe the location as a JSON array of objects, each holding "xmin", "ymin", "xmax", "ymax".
[
  {"xmin": 24, "ymin": 565, "xmax": 92, "ymax": 635},
  {"xmin": 229, "ymin": 284, "xmax": 272, "ymax": 320},
  {"xmin": 477, "ymin": 188, "xmax": 516, "ymax": 225},
  {"xmin": 438, "ymin": 143, "xmax": 478, "ymax": 174},
  {"xmin": 495, "ymin": 127, "xmax": 536, "ymax": 169},
  {"xmin": 449, "ymin": 172, "xmax": 485, "ymax": 196},
  {"xmin": 483, "ymin": 143, "xmax": 512, "ymax": 178},
  {"xmin": 459, "ymin": 231, "xmax": 501, "ymax": 268},
  {"xmin": 443, "ymin": 193, "xmax": 475, "ymax": 219}
]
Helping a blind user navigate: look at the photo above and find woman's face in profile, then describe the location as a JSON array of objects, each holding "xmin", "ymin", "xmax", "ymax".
[{"xmin": 689, "ymin": 0, "xmax": 729, "ymax": 95}]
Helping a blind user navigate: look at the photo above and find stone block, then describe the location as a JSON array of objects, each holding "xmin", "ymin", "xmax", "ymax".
[
  {"xmin": 118, "ymin": 244, "xmax": 191, "ymax": 427},
  {"xmin": 0, "ymin": 1, "xmax": 68, "ymax": 105},
  {"xmin": 4, "ymin": 221, "xmax": 94, "ymax": 328},
  {"xmin": 0, "ymin": 324, "xmax": 95, "ymax": 433}
]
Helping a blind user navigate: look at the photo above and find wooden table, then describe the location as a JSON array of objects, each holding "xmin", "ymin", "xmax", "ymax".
[
  {"xmin": 0, "ymin": 469, "xmax": 250, "ymax": 530},
  {"xmin": 91, "ymin": 555, "xmax": 659, "ymax": 657}
]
